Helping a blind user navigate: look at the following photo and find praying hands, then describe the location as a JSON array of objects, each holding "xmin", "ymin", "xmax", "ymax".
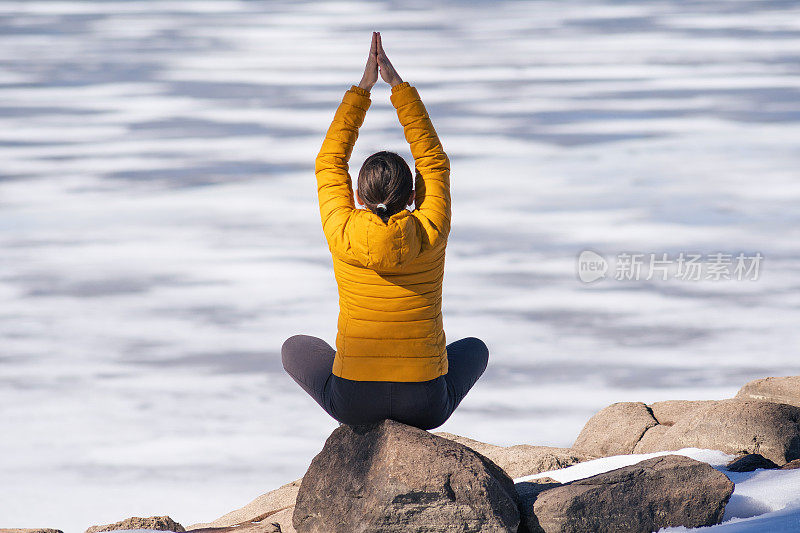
[{"xmin": 358, "ymin": 31, "xmax": 404, "ymax": 91}]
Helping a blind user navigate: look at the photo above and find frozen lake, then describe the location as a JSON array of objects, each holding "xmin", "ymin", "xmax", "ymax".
[{"xmin": 1, "ymin": 0, "xmax": 799, "ymax": 530}]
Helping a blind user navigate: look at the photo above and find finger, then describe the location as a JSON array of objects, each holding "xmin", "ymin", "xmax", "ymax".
[
  {"xmin": 372, "ymin": 33, "xmax": 379, "ymax": 61},
  {"xmin": 377, "ymin": 34, "xmax": 392, "ymax": 66}
]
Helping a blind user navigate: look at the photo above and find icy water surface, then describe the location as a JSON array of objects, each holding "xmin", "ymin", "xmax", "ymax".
[{"xmin": 1, "ymin": 0, "xmax": 800, "ymax": 529}]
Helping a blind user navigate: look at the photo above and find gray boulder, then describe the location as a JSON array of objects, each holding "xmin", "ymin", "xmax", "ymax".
[
  {"xmin": 736, "ymin": 376, "xmax": 800, "ymax": 408},
  {"xmin": 632, "ymin": 401, "xmax": 718, "ymax": 453},
  {"xmin": 196, "ymin": 432, "xmax": 586, "ymax": 533},
  {"xmin": 572, "ymin": 402, "xmax": 657, "ymax": 456},
  {"xmin": 573, "ymin": 400, "xmax": 737, "ymax": 458},
  {"xmin": 521, "ymin": 455, "xmax": 734, "ymax": 533},
  {"xmin": 649, "ymin": 400, "xmax": 718, "ymax": 425},
  {"xmin": 633, "ymin": 424, "xmax": 670, "ymax": 454},
  {"xmin": 433, "ymin": 432, "xmax": 504, "ymax": 457},
  {"xmin": 434, "ymin": 433, "xmax": 593, "ymax": 478},
  {"xmin": 189, "ymin": 522, "xmax": 281, "ymax": 533},
  {"xmin": 726, "ymin": 453, "xmax": 780, "ymax": 472},
  {"xmin": 293, "ymin": 419, "xmax": 520, "ymax": 533},
  {"xmin": 85, "ymin": 516, "xmax": 184, "ymax": 533},
  {"xmin": 491, "ymin": 445, "xmax": 594, "ymax": 478},
  {"xmin": 514, "ymin": 479, "xmax": 562, "ymax": 532},
  {"xmin": 636, "ymin": 399, "xmax": 800, "ymax": 464}
]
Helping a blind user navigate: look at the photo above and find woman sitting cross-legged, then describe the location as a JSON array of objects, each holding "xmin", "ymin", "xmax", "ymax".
[{"xmin": 282, "ymin": 31, "xmax": 488, "ymax": 430}]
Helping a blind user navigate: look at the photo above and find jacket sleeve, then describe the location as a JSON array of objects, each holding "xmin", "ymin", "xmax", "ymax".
[
  {"xmin": 315, "ymin": 85, "xmax": 371, "ymax": 256},
  {"xmin": 390, "ymin": 82, "xmax": 451, "ymax": 249}
]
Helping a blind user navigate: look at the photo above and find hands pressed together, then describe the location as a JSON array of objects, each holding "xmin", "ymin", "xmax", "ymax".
[{"xmin": 358, "ymin": 31, "xmax": 403, "ymax": 91}]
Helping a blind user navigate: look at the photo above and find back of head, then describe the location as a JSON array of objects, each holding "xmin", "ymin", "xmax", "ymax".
[{"xmin": 358, "ymin": 151, "xmax": 413, "ymax": 223}]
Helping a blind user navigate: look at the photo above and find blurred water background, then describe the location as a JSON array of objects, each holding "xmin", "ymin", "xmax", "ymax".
[{"xmin": 1, "ymin": 0, "xmax": 799, "ymax": 529}]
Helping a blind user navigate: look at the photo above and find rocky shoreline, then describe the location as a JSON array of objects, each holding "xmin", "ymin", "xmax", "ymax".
[{"xmin": 7, "ymin": 375, "xmax": 799, "ymax": 533}]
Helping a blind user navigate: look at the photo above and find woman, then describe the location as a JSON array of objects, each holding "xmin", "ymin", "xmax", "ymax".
[{"xmin": 282, "ymin": 32, "xmax": 488, "ymax": 430}]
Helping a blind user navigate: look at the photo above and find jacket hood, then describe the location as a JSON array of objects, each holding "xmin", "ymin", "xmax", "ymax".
[{"xmin": 344, "ymin": 209, "xmax": 422, "ymax": 271}]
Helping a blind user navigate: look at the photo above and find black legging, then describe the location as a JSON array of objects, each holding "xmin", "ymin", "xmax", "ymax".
[{"xmin": 281, "ymin": 335, "xmax": 488, "ymax": 430}]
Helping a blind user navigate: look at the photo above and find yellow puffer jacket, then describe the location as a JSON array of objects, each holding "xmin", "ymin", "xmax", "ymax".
[{"xmin": 315, "ymin": 82, "xmax": 451, "ymax": 382}]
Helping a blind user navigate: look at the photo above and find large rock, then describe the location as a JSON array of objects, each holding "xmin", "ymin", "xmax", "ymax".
[
  {"xmin": 194, "ymin": 432, "xmax": 583, "ymax": 533},
  {"xmin": 433, "ymin": 432, "xmax": 504, "ymax": 457},
  {"xmin": 736, "ymin": 376, "xmax": 800, "ymax": 408},
  {"xmin": 187, "ymin": 479, "xmax": 300, "ymax": 530},
  {"xmin": 572, "ymin": 402, "xmax": 657, "ymax": 456},
  {"xmin": 726, "ymin": 453, "xmax": 780, "ymax": 472},
  {"xmin": 489, "ymin": 445, "xmax": 593, "ymax": 478},
  {"xmin": 293, "ymin": 419, "xmax": 520, "ymax": 533},
  {"xmin": 573, "ymin": 400, "xmax": 741, "ymax": 458},
  {"xmin": 649, "ymin": 400, "xmax": 718, "ymax": 426},
  {"xmin": 633, "ymin": 401, "xmax": 719, "ymax": 453},
  {"xmin": 189, "ymin": 523, "xmax": 281, "ymax": 533},
  {"xmin": 85, "ymin": 516, "xmax": 184, "ymax": 533},
  {"xmin": 521, "ymin": 455, "xmax": 734, "ymax": 533},
  {"xmin": 636, "ymin": 399, "xmax": 800, "ymax": 464},
  {"xmin": 514, "ymin": 479, "xmax": 562, "ymax": 532},
  {"xmin": 633, "ymin": 424, "xmax": 670, "ymax": 454},
  {"xmin": 434, "ymin": 432, "xmax": 593, "ymax": 478}
]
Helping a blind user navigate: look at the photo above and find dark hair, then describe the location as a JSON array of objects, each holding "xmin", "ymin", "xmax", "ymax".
[{"xmin": 357, "ymin": 151, "xmax": 413, "ymax": 223}]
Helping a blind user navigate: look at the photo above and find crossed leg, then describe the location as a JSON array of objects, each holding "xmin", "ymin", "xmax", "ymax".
[
  {"xmin": 280, "ymin": 334, "xmax": 337, "ymax": 418},
  {"xmin": 281, "ymin": 334, "xmax": 489, "ymax": 427}
]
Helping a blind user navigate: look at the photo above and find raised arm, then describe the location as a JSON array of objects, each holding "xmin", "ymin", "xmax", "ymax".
[
  {"xmin": 382, "ymin": 34, "xmax": 450, "ymax": 249},
  {"xmin": 315, "ymin": 85, "xmax": 370, "ymax": 253},
  {"xmin": 315, "ymin": 33, "xmax": 378, "ymax": 254}
]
